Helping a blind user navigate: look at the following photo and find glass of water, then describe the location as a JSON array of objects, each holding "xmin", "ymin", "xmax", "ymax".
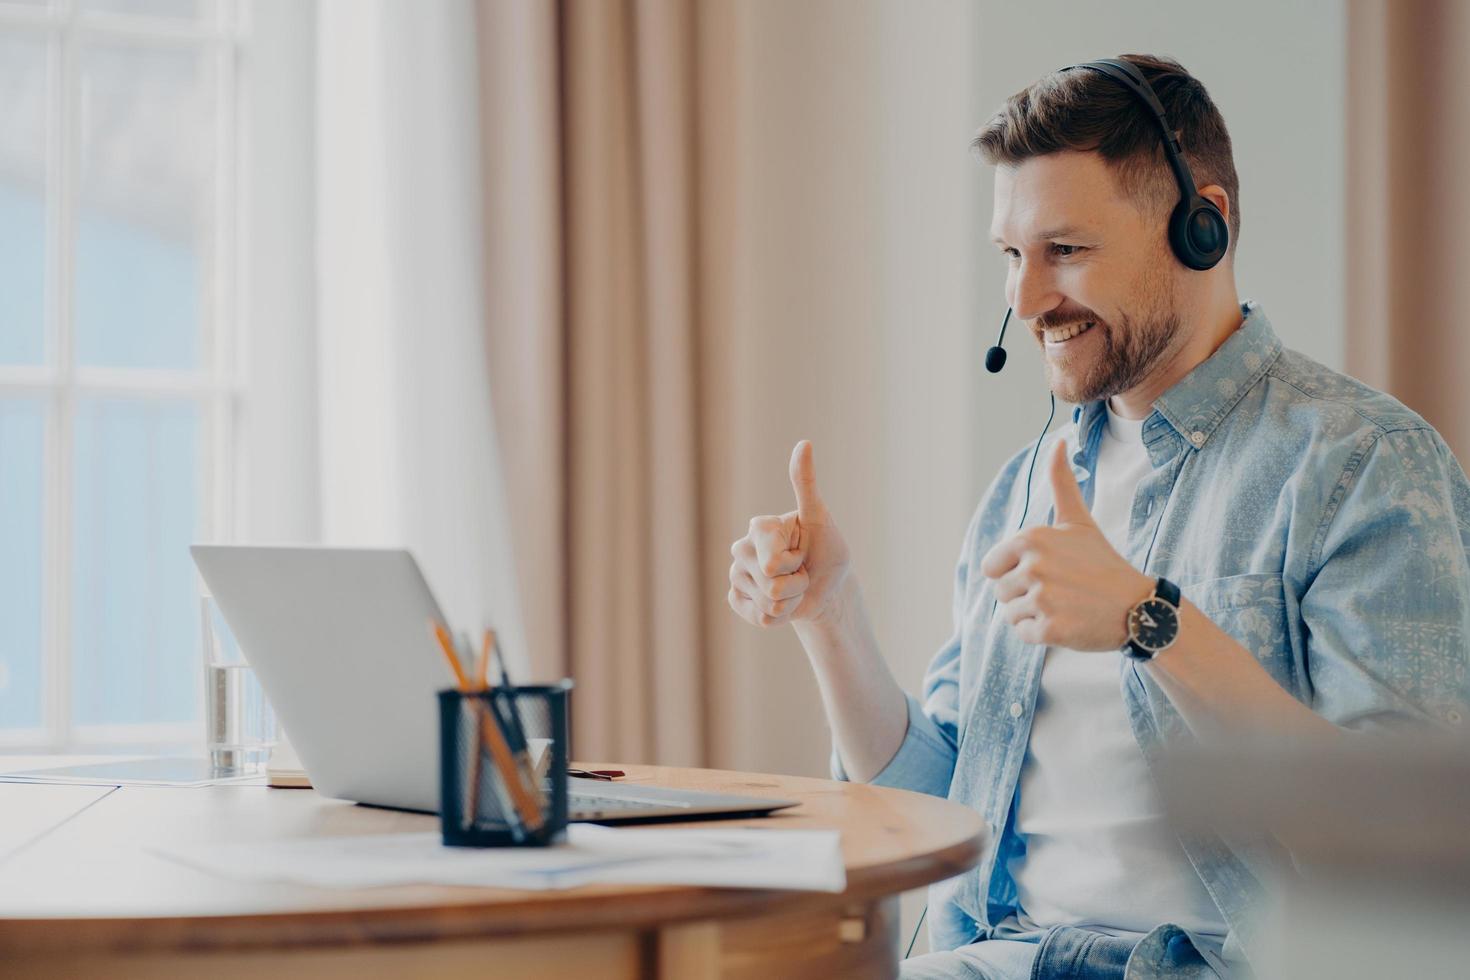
[{"xmin": 201, "ymin": 593, "xmax": 277, "ymax": 773}]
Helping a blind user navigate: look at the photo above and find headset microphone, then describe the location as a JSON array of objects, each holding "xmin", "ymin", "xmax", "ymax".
[{"xmin": 985, "ymin": 307, "xmax": 1013, "ymax": 373}]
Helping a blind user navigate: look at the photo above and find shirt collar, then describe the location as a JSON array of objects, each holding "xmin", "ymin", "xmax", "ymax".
[{"xmin": 1071, "ymin": 301, "xmax": 1282, "ymax": 453}]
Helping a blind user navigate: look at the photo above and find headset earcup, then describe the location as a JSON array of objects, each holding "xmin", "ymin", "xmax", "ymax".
[{"xmin": 1169, "ymin": 197, "xmax": 1229, "ymax": 270}]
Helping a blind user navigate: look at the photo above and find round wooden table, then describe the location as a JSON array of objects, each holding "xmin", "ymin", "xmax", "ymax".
[{"xmin": 0, "ymin": 763, "xmax": 984, "ymax": 979}]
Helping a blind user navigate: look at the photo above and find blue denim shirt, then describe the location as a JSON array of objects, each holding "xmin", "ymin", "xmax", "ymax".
[{"xmin": 837, "ymin": 303, "xmax": 1470, "ymax": 975}]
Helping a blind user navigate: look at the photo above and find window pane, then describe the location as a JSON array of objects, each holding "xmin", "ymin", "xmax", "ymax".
[
  {"xmin": 75, "ymin": 42, "xmax": 213, "ymax": 371},
  {"xmin": 78, "ymin": 0, "xmax": 208, "ymax": 22},
  {"xmin": 71, "ymin": 397, "xmax": 200, "ymax": 728},
  {"xmin": 0, "ymin": 399, "xmax": 46, "ymax": 730},
  {"xmin": 0, "ymin": 36, "xmax": 49, "ymax": 367}
]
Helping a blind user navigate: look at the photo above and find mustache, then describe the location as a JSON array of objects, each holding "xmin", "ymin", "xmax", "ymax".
[{"xmin": 1034, "ymin": 310, "xmax": 1104, "ymax": 330}]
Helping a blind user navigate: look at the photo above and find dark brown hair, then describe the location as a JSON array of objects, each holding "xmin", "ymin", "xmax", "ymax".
[{"xmin": 973, "ymin": 54, "xmax": 1240, "ymax": 255}]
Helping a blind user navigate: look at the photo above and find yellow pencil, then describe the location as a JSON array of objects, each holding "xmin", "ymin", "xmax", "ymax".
[
  {"xmin": 476, "ymin": 629, "xmax": 494, "ymax": 691},
  {"xmin": 432, "ymin": 622, "xmax": 496, "ymax": 831},
  {"xmin": 430, "ymin": 621, "xmax": 543, "ymax": 835},
  {"xmin": 466, "ymin": 630, "xmax": 495, "ymax": 828},
  {"xmin": 432, "ymin": 622, "xmax": 471, "ymax": 690}
]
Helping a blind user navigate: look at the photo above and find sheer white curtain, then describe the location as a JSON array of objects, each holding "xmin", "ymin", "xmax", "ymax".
[{"xmin": 314, "ymin": 0, "xmax": 530, "ymax": 674}]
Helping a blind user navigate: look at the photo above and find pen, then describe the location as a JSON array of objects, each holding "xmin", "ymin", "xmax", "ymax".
[
  {"xmin": 490, "ymin": 631, "xmax": 527, "ymax": 748},
  {"xmin": 486, "ymin": 630, "xmax": 544, "ymax": 808}
]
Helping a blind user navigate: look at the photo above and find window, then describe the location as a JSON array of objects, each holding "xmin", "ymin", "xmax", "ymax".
[{"xmin": 0, "ymin": 0, "xmax": 311, "ymax": 752}]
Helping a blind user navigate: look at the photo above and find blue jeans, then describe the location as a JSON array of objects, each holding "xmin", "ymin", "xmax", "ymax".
[{"xmin": 901, "ymin": 923, "xmax": 1217, "ymax": 980}]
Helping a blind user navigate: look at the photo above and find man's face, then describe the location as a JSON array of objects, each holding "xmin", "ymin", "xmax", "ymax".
[{"xmin": 990, "ymin": 151, "xmax": 1185, "ymax": 404}]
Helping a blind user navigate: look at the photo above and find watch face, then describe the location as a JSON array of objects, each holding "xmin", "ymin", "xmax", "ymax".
[{"xmin": 1128, "ymin": 598, "xmax": 1179, "ymax": 652}]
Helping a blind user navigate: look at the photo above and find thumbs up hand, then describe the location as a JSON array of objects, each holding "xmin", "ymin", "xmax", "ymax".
[
  {"xmin": 728, "ymin": 441, "xmax": 852, "ymax": 629},
  {"xmin": 980, "ymin": 440, "xmax": 1153, "ymax": 650}
]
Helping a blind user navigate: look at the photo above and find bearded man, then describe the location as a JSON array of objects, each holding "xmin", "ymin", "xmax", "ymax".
[{"xmin": 728, "ymin": 54, "xmax": 1470, "ymax": 979}]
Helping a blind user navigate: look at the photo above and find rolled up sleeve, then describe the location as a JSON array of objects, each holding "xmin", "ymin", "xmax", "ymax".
[
  {"xmin": 831, "ymin": 509, "xmax": 976, "ymax": 797},
  {"xmin": 831, "ymin": 690, "xmax": 959, "ymax": 797}
]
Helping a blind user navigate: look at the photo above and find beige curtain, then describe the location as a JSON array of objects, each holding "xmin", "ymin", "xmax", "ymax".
[
  {"xmin": 1346, "ymin": 0, "xmax": 1470, "ymax": 462},
  {"xmin": 474, "ymin": 0, "xmax": 982, "ymax": 776},
  {"xmin": 476, "ymin": 0, "xmax": 734, "ymax": 765}
]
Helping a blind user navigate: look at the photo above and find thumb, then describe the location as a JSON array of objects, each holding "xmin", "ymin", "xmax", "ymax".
[
  {"xmin": 788, "ymin": 440, "xmax": 830, "ymax": 527},
  {"xmin": 1048, "ymin": 440, "xmax": 1093, "ymax": 527}
]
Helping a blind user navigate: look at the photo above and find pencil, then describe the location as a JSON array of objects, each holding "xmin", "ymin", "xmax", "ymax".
[
  {"xmin": 465, "ymin": 646, "xmax": 487, "ymax": 830},
  {"xmin": 477, "ymin": 696, "xmax": 544, "ymax": 833},
  {"xmin": 430, "ymin": 622, "xmax": 542, "ymax": 837},
  {"xmin": 432, "ymin": 622, "xmax": 512, "ymax": 835},
  {"xmin": 462, "ymin": 631, "xmax": 495, "ymax": 828},
  {"xmin": 476, "ymin": 629, "xmax": 493, "ymax": 691},
  {"xmin": 432, "ymin": 622, "xmax": 471, "ymax": 690},
  {"xmin": 465, "ymin": 707, "xmax": 485, "ymax": 831},
  {"xmin": 432, "ymin": 620, "xmax": 502, "ymax": 828}
]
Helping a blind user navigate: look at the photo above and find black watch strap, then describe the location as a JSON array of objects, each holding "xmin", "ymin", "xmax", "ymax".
[{"xmin": 1124, "ymin": 576, "xmax": 1181, "ymax": 660}]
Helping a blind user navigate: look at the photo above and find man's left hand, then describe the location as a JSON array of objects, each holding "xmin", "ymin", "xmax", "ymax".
[{"xmin": 980, "ymin": 440, "xmax": 1154, "ymax": 650}]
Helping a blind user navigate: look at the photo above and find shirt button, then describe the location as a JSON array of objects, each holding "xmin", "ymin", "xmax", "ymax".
[
  {"xmin": 1009, "ymin": 701, "xmax": 1023, "ymax": 719},
  {"xmin": 1448, "ymin": 709, "xmax": 1464, "ymax": 725},
  {"xmin": 1190, "ymin": 431, "xmax": 1206, "ymax": 447}
]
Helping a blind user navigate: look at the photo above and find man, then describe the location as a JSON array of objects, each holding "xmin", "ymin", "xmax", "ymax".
[{"xmin": 727, "ymin": 54, "xmax": 1470, "ymax": 979}]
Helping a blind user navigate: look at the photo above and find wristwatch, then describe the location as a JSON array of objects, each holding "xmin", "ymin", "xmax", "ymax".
[{"xmin": 1123, "ymin": 577, "xmax": 1181, "ymax": 660}]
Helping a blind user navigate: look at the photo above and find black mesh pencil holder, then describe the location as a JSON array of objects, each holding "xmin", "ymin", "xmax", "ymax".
[{"xmin": 437, "ymin": 681, "xmax": 571, "ymax": 847}]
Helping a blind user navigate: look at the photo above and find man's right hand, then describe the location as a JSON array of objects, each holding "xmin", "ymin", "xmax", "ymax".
[
  {"xmin": 728, "ymin": 440, "xmax": 852, "ymax": 629},
  {"xmin": 729, "ymin": 441, "xmax": 906, "ymax": 783}
]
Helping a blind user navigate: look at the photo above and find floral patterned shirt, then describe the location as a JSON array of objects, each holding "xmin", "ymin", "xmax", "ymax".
[{"xmin": 837, "ymin": 302, "xmax": 1470, "ymax": 976}]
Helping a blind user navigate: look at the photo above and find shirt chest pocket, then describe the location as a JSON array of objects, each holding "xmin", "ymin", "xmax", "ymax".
[{"xmin": 1177, "ymin": 572, "xmax": 1301, "ymax": 695}]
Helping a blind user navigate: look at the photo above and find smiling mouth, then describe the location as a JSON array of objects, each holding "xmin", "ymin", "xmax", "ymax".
[{"xmin": 1041, "ymin": 320, "xmax": 1096, "ymax": 345}]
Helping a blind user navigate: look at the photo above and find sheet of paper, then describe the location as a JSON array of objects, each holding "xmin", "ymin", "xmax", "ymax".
[
  {"xmin": 0, "ymin": 757, "xmax": 265, "ymax": 788},
  {"xmin": 150, "ymin": 824, "xmax": 845, "ymax": 892},
  {"xmin": 0, "ymin": 784, "xmax": 116, "ymax": 861}
]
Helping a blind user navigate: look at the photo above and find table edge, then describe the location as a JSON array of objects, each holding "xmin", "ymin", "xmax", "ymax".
[{"xmin": 0, "ymin": 765, "xmax": 985, "ymax": 953}]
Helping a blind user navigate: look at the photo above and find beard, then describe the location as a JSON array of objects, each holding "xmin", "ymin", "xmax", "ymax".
[
  {"xmin": 1037, "ymin": 306, "xmax": 1181, "ymax": 405},
  {"xmin": 1033, "ymin": 251, "xmax": 1184, "ymax": 404}
]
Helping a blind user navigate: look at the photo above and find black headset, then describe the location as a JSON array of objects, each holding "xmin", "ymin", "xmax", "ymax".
[
  {"xmin": 985, "ymin": 57, "xmax": 1229, "ymax": 375},
  {"xmin": 1064, "ymin": 58, "xmax": 1229, "ymax": 271}
]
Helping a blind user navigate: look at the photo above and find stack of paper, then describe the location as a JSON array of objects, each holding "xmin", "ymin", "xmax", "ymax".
[{"xmin": 152, "ymin": 824, "xmax": 845, "ymax": 892}]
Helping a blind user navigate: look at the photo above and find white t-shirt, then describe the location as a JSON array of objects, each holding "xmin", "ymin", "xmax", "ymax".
[{"xmin": 1006, "ymin": 401, "xmax": 1227, "ymax": 939}]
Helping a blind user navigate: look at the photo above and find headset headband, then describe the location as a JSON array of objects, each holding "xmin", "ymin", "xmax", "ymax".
[
  {"xmin": 1059, "ymin": 57, "xmax": 1227, "ymax": 271},
  {"xmin": 1060, "ymin": 59, "xmax": 1203, "ymax": 211}
]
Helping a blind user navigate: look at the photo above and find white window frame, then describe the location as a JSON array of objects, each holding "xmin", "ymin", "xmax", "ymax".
[{"xmin": 0, "ymin": 0, "xmax": 318, "ymax": 753}]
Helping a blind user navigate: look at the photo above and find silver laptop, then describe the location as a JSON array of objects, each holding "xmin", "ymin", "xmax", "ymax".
[{"xmin": 190, "ymin": 545, "xmax": 797, "ymax": 823}]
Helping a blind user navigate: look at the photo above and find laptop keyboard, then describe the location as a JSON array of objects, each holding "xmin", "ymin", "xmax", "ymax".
[{"xmin": 569, "ymin": 793, "xmax": 692, "ymax": 817}]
